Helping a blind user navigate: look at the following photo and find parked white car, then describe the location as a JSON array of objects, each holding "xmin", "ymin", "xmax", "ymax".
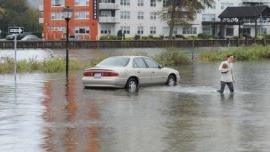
[
  {"xmin": 82, "ymin": 56, "xmax": 181, "ymax": 92},
  {"xmin": 21, "ymin": 35, "xmax": 40, "ymax": 41}
]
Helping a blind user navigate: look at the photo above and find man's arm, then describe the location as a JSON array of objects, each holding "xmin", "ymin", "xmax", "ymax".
[
  {"xmin": 219, "ymin": 62, "xmax": 229, "ymax": 73},
  {"xmin": 231, "ymin": 69, "xmax": 235, "ymax": 82}
]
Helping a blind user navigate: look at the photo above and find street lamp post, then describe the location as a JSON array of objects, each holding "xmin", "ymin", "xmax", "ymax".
[{"xmin": 63, "ymin": 6, "xmax": 73, "ymax": 78}]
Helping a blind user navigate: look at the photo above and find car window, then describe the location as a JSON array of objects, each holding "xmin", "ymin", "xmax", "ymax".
[
  {"xmin": 96, "ymin": 56, "xmax": 130, "ymax": 67},
  {"xmin": 144, "ymin": 58, "xmax": 159, "ymax": 68},
  {"xmin": 133, "ymin": 58, "xmax": 147, "ymax": 68}
]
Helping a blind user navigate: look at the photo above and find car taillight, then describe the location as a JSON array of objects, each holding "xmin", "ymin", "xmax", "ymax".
[
  {"xmin": 83, "ymin": 71, "xmax": 94, "ymax": 77},
  {"xmin": 83, "ymin": 70, "xmax": 119, "ymax": 77},
  {"xmin": 102, "ymin": 72, "xmax": 119, "ymax": 77}
]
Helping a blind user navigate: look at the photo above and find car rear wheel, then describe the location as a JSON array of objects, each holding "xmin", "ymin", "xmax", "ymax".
[
  {"xmin": 167, "ymin": 74, "xmax": 176, "ymax": 86},
  {"xmin": 126, "ymin": 78, "xmax": 138, "ymax": 93}
]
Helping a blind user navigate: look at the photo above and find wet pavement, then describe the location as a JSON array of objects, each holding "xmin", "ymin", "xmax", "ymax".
[{"xmin": 1, "ymin": 61, "xmax": 270, "ymax": 152}]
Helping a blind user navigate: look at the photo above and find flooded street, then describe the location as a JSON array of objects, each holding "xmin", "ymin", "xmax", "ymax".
[{"xmin": 1, "ymin": 59, "xmax": 270, "ymax": 151}]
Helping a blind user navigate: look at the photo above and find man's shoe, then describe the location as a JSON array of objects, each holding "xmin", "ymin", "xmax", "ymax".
[{"xmin": 216, "ymin": 90, "xmax": 223, "ymax": 94}]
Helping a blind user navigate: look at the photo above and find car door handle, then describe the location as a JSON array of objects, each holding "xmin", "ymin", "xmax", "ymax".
[{"xmin": 137, "ymin": 71, "xmax": 140, "ymax": 74}]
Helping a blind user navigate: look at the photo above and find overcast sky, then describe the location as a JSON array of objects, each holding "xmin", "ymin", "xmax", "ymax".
[{"xmin": 27, "ymin": 0, "xmax": 42, "ymax": 8}]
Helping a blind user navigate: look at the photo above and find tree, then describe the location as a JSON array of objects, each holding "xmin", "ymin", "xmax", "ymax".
[
  {"xmin": 161, "ymin": 0, "xmax": 214, "ymax": 39},
  {"xmin": 0, "ymin": 0, "xmax": 42, "ymax": 37}
]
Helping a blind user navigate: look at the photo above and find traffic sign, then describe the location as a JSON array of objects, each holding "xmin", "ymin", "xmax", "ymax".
[{"xmin": 8, "ymin": 27, "xmax": 24, "ymax": 34}]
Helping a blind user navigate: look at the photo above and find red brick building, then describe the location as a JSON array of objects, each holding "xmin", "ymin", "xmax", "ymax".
[{"xmin": 42, "ymin": 0, "xmax": 98, "ymax": 40}]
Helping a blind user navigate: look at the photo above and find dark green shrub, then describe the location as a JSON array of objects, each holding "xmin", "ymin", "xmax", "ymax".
[
  {"xmin": 198, "ymin": 33, "xmax": 213, "ymax": 39},
  {"xmin": 175, "ymin": 34, "xmax": 185, "ymax": 39},
  {"xmin": 134, "ymin": 35, "xmax": 141, "ymax": 40}
]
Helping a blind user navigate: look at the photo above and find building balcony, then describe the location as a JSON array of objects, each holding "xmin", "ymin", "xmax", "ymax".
[
  {"xmin": 39, "ymin": 5, "xmax": 43, "ymax": 11},
  {"xmin": 99, "ymin": 3, "xmax": 119, "ymax": 10},
  {"xmin": 39, "ymin": 18, "xmax": 44, "ymax": 24},
  {"xmin": 99, "ymin": 17, "xmax": 119, "ymax": 23}
]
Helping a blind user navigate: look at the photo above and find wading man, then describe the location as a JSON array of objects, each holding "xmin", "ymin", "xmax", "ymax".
[{"xmin": 217, "ymin": 55, "xmax": 235, "ymax": 94}]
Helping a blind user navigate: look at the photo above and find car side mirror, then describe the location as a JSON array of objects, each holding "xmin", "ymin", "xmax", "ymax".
[{"xmin": 158, "ymin": 65, "xmax": 163, "ymax": 69}]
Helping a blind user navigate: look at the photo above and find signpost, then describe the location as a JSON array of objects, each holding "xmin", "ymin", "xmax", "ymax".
[
  {"xmin": 8, "ymin": 27, "xmax": 24, "ymax": 35},
  {"xmin": 9, "ymin": 27, "xmax": 24, "ymax": 92}
]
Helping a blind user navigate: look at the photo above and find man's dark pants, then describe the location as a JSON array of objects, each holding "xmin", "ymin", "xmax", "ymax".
[{"xmin": 218, "ymin": 81, "xmax": 234, "ymax": 93}]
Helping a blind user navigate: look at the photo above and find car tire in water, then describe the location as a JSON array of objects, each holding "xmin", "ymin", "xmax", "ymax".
[
  {"xmin": 166, "ymin": 74, "xmax": 177, "ymax": 86},
  {"xmin": 126, "ymin": 78, "xmax": 138, "ymax": 93}
]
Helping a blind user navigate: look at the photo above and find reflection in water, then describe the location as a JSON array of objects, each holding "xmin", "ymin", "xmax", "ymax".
[
  {"xmin": 220, "ymin": 93, "xmax": 234, "ymax": 102},
  {"xmin": 41, "ymin": 75, "xmax": 100, "ymax": 152},
  {"xmin": 65, "ymin": 76, "xmax": 78, "ymax": 122}
]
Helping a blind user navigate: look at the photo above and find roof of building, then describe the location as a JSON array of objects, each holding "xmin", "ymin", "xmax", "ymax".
[{"xmin": 219, "ymin": 6, "xmax": 270, "ymax": 19}]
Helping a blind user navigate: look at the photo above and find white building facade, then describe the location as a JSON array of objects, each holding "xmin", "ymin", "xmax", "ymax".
[{"xmin": 98, "ymin": 0, "xmax": 270, "ymax": 39}]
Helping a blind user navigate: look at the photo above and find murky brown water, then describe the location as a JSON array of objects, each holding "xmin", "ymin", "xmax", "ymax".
[{"xmin": 1, "ymin": 60, "xmax": 270, "ymax": 152}]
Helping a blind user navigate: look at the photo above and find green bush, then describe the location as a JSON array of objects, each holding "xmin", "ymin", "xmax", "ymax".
[
  {"xmin": 134, "ymin": 35, "xmax": 141, "ymax": 40},
  {"xmin": 159, "ymin": 35, "xmax": 164, "ymax": 40},
  {"xmin": 175, "ymin": 34, "xmax": 185, "ymax": 39},
  {"xmin": 198, "ymin": 33, "xmax": 213, "ymax": 39},
  {"xmin": 41, "ymin": 58, "xmax": 66, "ymax": 73},
  {"xmin": 0, "ymin": 56, "xmax": 109, "ymax": 74},
  {"xmin": 154, "ymin": 49, "xmax": 191, "ymax": 66},
  {"xmin": 99, "ymin": 35, "xmax": 118, "ymax": 40},
  {"xmin": 263, "ymin": 34, "xmax": 270, "ymax": 39},
  {"xmin": 199, "ymin": 45, "xmax": 270, "ymax": 62}
]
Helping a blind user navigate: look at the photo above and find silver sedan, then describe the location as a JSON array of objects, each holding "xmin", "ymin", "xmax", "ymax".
[{"xmin": 82, "ymin": 56, "xmax": 180, "ymax": 92}]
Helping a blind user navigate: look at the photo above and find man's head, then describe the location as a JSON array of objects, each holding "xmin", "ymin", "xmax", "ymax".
[{"xmin": 226, "ymin": 55, "xmax": 234, "ymax": 63}]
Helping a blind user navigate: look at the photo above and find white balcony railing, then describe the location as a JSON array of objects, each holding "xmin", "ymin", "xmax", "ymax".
[
  {"xmin": 39, "ymin": 5, "xmax": 44, "ymax": 11},
  {"xmin": 39, "ymin": 18, "xmax": 44, "ymax": 24},
  {"xmin": 99, "ymin": 3, "xmax": 119, "ymax": 10},
  {"xmin": 99, "ymin": 17, "xmax": 118, "ymax": 23}
]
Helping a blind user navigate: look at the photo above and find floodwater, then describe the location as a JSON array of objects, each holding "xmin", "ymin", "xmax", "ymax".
[
  {"xmin": 0, "ymin": 49, "xmax": 54, "ymax": 62},
  {"xmin": 1, "ymin": 60, "xmax": 270, "ymax": 152}
]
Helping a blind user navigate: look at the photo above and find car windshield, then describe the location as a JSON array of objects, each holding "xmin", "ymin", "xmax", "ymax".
[{"xmin": 96, "ymin": 56, "xmax": 130, "ymax": 67}]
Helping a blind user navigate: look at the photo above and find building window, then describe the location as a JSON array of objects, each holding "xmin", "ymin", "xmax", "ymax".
[
  {"xmin": 226, "ymin": 28, "xmax": 234, "ymax": 36},
  {"xmin": 150, "ymin": 0, "xmax": 156, "ymax": 7},
  {"xmin": 137, "ymin": 12, "xmax": 144, "ymax": 20},
  {"xmin": 202, "ymin": 14, "xmax": 216, "ymax": 21},
  {"xmin": 100, "ymin": 11, "xmax": 113, "ymax": 17},
  {"xmin": 121, "ymin": 26, "xmax": 130, "ymax": 34},
  {"xmin": 150, "ymin": 12, "xmax": 157, "ymax": 20},
  {"xmin": 221, "ymin": 3, "xmax": 233, "ymax": 9},
  {"xmin": 49, "ymin": 26, "xmax": 66, "ymax": 32},
  {"xmin": 259, "ymin": 27, "xmax": 267, "ymax": 35},
  {"xmin": 120, "ymin": 0, "xmax": 130, "ymax": 6},
  {"xmin": 101, "ymin": 26, "xmax": 111, "ymax": 35},
  {"xmin": 51, "ymin": 12, "xmax": 64, "ymax": 20},
  {"xmin": 174, "ymin": 28, "xmax": 178, "ymax": 35},
  {"xmin": 202, "ymin": 26, "xmax": 212, "ymax": 35},
  {"xmin": 101, "ymin": 0, "xmax": 115, "ymax": 2},
  {"xmin": 75, "ymin": 11, "xmax": 90, "ymax": 19},
  {"xmin": 75, "ymin": 0, "xmax": 89, "ymax": 6},
  {"xmin": 183, "ymin": 27, "xmax": 197, "ymax": 34},
  {"xmin": 240, "ymin": 28, "xmax": 251, "ymax": 36},
  {"xmin": 138, "ymin": 0, "xmax": 144, "ymax": 6},
  {"xmin": 137, "ymin": 26, "xmax": 144, "ymax": 35},
  {"xmin": 75, "ymin": 27, "xmax": 90, "ymax": 34},
  {"xmin": 51, "ymin": 0, "xmax": 64, "ymax": 6},
  {"xmin": 150, "ymin": 26, "xmax": 156, "ymax": 35},
  {"xmin": 120, "ymin": 11, "xmax": 130, "ymax": 19}
]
